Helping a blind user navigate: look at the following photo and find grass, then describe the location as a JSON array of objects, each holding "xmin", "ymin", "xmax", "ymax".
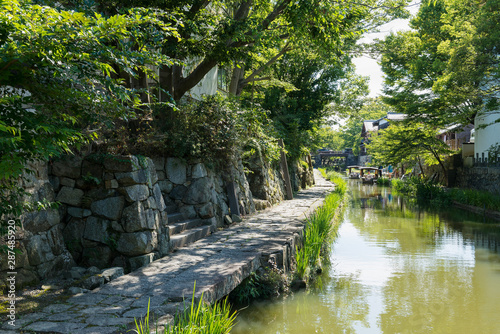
[
  {"xmin": 296, "ymin": 170, "xmax": 347, "ymax": 281},
  {"xmin": 448, "ymin": 188, "xmax": 500, "ymax": 212},
  {"xmin": 133, "ymin": 282, "xmax": 236, "ymax": 334}
]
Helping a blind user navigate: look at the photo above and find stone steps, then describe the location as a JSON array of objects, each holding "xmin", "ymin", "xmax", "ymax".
[
  {"xmin": 167, "ymin": 218, "xmax": 203, "ymax": 236},
  {"xmin": 169, "ymin": 224, "xmax": 213, "ymax": 251}
]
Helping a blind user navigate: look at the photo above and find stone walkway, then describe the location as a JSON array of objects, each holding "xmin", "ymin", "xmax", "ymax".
[{"xmin": 2, "ymin": 170, "xmax": 334, "ymax": 334}]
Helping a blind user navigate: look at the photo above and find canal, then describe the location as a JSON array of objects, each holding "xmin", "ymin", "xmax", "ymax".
[{"xmin": 231, "ymin": 180, "xmax": 500, "ymax": 334}]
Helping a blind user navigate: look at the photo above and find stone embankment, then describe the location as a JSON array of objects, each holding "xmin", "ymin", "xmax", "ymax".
[{"xmin": 0, "ymin": 170, "xmax": 334, "ymax": 334}]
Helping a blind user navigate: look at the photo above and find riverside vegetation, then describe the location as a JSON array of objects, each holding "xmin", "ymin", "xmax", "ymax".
[
  {"xmin": 391, "ymin": 177, "xmax": 500, "ymax": 212},
  {"xmin": 134, "ymin": 283, "xmax": 236, "ymax": 334},
  {"xmin": 295, "ymin": 169, "xmax": 347, "ymax": 282}
]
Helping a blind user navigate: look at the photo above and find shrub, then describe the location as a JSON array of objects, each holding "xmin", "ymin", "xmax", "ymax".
[{"xmin": 376, "ymin": 177, "xmax": 391, "ymax": 186}]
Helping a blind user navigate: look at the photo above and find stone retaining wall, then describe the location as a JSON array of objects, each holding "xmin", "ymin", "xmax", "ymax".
[
  {"xmin": 2, "ymin": 152, "xmax": 313, "ymax": 290},
  {"xmin": 455, "ymin": 167, "xmax": 500, "ymax": 196}
]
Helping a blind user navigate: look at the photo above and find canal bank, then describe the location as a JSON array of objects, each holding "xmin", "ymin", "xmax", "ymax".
[
  {"xmin": 232, "ymin": 180, "xmax": 500, "ymax": 334},
  {"xmin": 0, "ymin": 170, "xmax": 335, "ymax": 334}
]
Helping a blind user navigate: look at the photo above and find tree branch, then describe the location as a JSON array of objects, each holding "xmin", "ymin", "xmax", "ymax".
[{"xmin": 239, "ymin": 43, "xmax": 292, "ymax": 90}]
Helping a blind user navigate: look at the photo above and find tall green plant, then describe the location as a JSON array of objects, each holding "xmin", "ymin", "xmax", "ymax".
[
  {"xmin": 295, "ymin": 182, "xmax": 346, "ymax": 281},
  {"xmin": 133, "ymin": 283, "xmax": 237, "ymax": 334}
]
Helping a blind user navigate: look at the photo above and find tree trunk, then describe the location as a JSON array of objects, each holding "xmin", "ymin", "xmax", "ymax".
[
  {"xmin": 229, "ymin": 64, "xmax": 245, "ymax": 96},
  {"xmin": 429, "ymin": 148, "xmax": 447, "ymax": 181}
]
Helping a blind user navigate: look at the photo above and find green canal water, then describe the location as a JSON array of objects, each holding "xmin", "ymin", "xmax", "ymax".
[{"xmin": 231, "ymin": 181, "xmax": 500, "ymax": 334}]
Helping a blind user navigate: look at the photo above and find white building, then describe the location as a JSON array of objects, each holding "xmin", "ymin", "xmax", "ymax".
[{"xmin": 474, "ymin": 109, "xmax": 500, "ymax": 160}]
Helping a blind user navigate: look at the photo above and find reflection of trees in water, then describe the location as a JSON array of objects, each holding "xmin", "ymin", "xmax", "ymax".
[
  {"xmin": 378, "ymin": 259, "xmax": 482, "ymax": 334},
  {"xmin": 350, "ymin": 182, "xmax": 500, "ymax": 256},
  {"xmin": 232, "ymin": 273, "xmax": 371, "ymax": 334}
]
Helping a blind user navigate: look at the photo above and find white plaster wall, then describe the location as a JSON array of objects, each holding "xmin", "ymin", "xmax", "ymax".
[
  {"xmin": 474, "ymin": 110, "xmax": 500, "ymax": 158},
  {"xmin": 183, "ymin": 61, "xmax": 218, "ymax": 100}
]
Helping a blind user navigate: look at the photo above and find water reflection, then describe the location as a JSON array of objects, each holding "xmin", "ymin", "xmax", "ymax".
[{"xmin": 232, "ymin": 181, "xmax": 500, "ymax": 334}]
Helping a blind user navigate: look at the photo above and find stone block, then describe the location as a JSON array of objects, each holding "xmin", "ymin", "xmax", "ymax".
[
  {"xmin": 26, "ymin": 234, "xmax": 55, "ymax": 266},
  {"xmin": 115, "ymin": 170, "xmax": 148, "ymax": 186},
  {"xmin": 63, "ymin": 218, "xmax": 85, "ymax": 251},
  {"xmin": 183, "ymin": 178, "xmax": 213, "ymax": 204},
  {"xmin": 129, "ymin": 253, "xmax": 155, "ymax": 271},
  {"xmin": 56, "ymin": 186, "xmax": 84, "ymax": 206},
  {"xmin": 158, "ymin": 180, "xmax": 173, "ymax": 193},
  {"xmin": 168, "ymin": 185, "xmax": 188, "ymax": 200},
  {"xmin": 91, "ymin": 196, "xmax": 124, "ymax": 220},
  {"xmin": 23, "ymin": 209, "xmax": 60, "ymax": 234},
  {"xmin": 145, "ymin": 158, "xmax": 158, "ymax": 186},
  {"xmin": 81, "ymin": 159, "xmax": 104, "ymax": 179},
  {"xmin": 103, "ymin": 155, "xmax": 140, "ymax": 172},
  {"xmin": 105, "ymin": 179, "xmax": 119, "ymax": 189},
  {"xmin": 101, "ymin": 267, "xmax": 124, "ymax": 282},
  {"xmin": 121, "ymin": 202, "xmax": 147, "ymax": 233},
  {"xmin": 15, "ymin": 268, "xmax": 40, "ymax": 289},
  {"xmin": 143, "ymin": 196, "xmax": 157, "ymax": 209},
  {"xmin": 69, "ymin": 266, "xmax": 87, "ymax": 279},
  {"xmin": 192, "ymin": 163, "xmax": 208, "ymax": 178},
  {"xmin": 51, "ymin": 156, "xmax": 82, "ymax": 178},
  {"xmin": 157, "ymin": 171, "xmax": 166, "ymax": 181},
  {"xmin": 153, "ymin": 184, "xmax": 167, "ymax": 211},
  {"xmin": 145, "ymin": 208, "xmax": 159, "ymax": 230},
  {"xmin": 180, "ymin": 205, "xmax": 197, "ymax": 219},
  {"xmin": 82, "ymin": 246, "xmax": 113, "ymax": 268},
  {"xmin": 60, "ymin": 177, "xmax": 76, "ymax": 188},
  {"xmin": 111, "ymin": 220, "xmax": 124, "ymax": 232},
  {"xmin": 84, "ymin": 216, "xmax": 110, "ymax": 244},
  {"xmin": 166, "ymin": 158, "xmax": 187, "ymax": 184},
  {"xmin": 80, "ymin": 275, "xmax": 105, "ymax": 290},
  {"xmin": 86, "ymin": 266, "xmax": 101, "ymax": 275},
  {"xmin": 67, "ymin": 207, "xmax": 92, "ymax": 218},
  {"xmin": 47, "ymin": 225, "xmax": 65, "ymax": 256},
  {"xmin": 116, "ymin": 231, "xmax": 157, "ymax": 256},
  {"xmin": 196, "ymin": 203, "xmax": 214, "ymax": 219},
  {"xmin": 49, "ymin": 176, "xmax": 60, "ymax": 191},
  {"xmin": 151, "ymin": 156, "xmax": 165, "ymax": 171},
  {"xmin": 120, "ymin": 184, "xmax": 149, "ymax": 202},
  {"xmin": 37, "ymin": 253, "xmax": 75, "ymax": 278}
]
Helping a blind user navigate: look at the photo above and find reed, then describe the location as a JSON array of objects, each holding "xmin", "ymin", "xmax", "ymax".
[
  {"xmin": 133, "ymin": 283, "xmax": 236, "ymax": 334},
  {"xmin": 295, "ymin": 178, "xmax": 346, "ymax": 281}
]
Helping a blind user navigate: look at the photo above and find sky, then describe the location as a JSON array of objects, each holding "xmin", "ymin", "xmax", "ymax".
[{"xmin": 352, "ymin": 1, "xmax": 421, "ymax": 97}]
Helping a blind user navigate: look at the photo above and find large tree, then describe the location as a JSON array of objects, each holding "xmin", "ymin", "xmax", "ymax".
[
  {"xmin": 93, "ymin": 0, "xmax": 412, "ymax": 101},
  {"xmin": 367, "ymin": 122, "xmax": 452, "ymax": 178},
  {"xmin": 381, "ymin": 0, "xmax": 500, "ymax": 128}
]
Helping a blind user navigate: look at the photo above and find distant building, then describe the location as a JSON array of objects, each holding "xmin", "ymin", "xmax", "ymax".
[
  {"xmin": 436, "ymin": 124, "xmax": 474, "ymax": 151},
  {"xmin": 359, "ymin": 113, "xmax": 406, "ymax": 163}
]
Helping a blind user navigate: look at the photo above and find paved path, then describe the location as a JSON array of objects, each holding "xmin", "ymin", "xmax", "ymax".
[{"xmin": 3, "ymin": 170, "xmax": 334, "ymax": 334}]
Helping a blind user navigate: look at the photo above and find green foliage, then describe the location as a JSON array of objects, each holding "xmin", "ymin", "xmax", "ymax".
[
  {"xmin": 336, "ymin": 98, "xmax": 391, "ymax": 155},
  {"xmin": 391, "ymin": 176, "xmax": 451, "ymax": 208},
  {"xmin": 230, "ymin": 265, "xmax": 287, "ymax": 305},
  {"xmin": 134, "ymin": 283, "xmax": 236, "ymax": 334},
  {"xmin": 102, "ymin": 0, "xmax": 411, "ymax": 101},
  {"xmin": 0, "ymin": 0, "xmax": 178, "ymax": 232},
  {"xmin": 376, "ymin": 177, "xmax": 391, "ymax": 186},
  {"xmin": 295, "ymin": 178, "xmax": 346, "ymax": 281},
  {"xmin": 117, "ymin": 94, "xmax": 281, "ymax": 167},
  {"xmin": 381, "ymin": 0, "xmax": 500, "ymax": 128},
  {"xmin": 449, "ymin": 188, "xmax": 500, "ymax": 212},
  {"xmin": 367, "ymin": 121, "xmax": 451, "ymax": 177}
]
